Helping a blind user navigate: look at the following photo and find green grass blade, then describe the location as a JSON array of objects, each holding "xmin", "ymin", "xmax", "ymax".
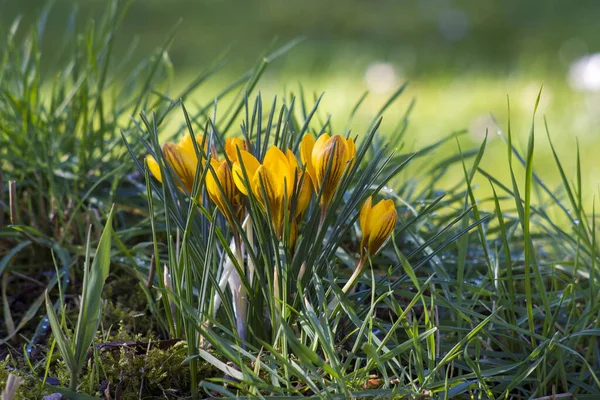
[{"xmin": 73, "ymin": 206, "xmax": 115, "ymax": 373}]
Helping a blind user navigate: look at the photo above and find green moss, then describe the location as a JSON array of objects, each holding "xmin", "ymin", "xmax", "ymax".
[
  {"xmin": 0, "ymin": 356, "xmax": 43, "ymax": 399},
  {"xmin": 3, "ymin": 331, "xmax": 222, "ymax": 399},
  {"xmin": 4, "ymin": 268, "xmax": 225, "ymax": 398},
  {"xmin": 100, "ymin": 271, "xmax": 156, "ymax": 335},
  {"xmin": 101, "ymin": 299, "xmax": 155, "ymax": 336},
  {"xmin": 104, "ymin": 272, "xmax": 149, "ymax": 312},
  {"xmin": 77, "ymin": 329, "xmax": 220, "ymax": 399}
]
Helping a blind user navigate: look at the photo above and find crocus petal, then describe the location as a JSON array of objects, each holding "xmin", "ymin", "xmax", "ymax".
[
  {"xmin": 346, "ymin": 137, "xmax": 357, "ymax": 169},
  {"xmin": 365, "ymin": 199, "xmax": 391, "ymax": 237},
  {"xmin": 263, "ymin": 146, "xmax": 290, "ymax": 199},
  {"xmin": 205, "ymin": 159, "xmax": 221, "ymax": 200},
  {"xmin": 225, "ymin": 137, "xmax": 248, "ymax": 162},
  {"xmin": 359, "ymin": 196, "xmax": 373, "ymax": 254},
  {"xmin": 179, "ymin": 133, "xmax": 204, "ymax": 161},
  {"xmin": 253, "ymin": 165, "xmax": 283, "ymax": 232},
  {"xmin": 359, "ymin": 196, "xmax": 373, "ymax": 237},
  {"xmin": 207, "ymin": 160, "xmax": 226, "ymax": 201},
  {"xmin": 217, "ymin": 161, "xmax": 236, "ymax": 203},
  {"xmin": 294, "ymin": 172, "xmax": 313, "ymax": 217},
  {"xmin": 300, "ymin": 134, "xmax": 317, "ymax": 186},
  {"xmin": 163, "ymin": 142, "xmax": 198, "ymax": 192},
  {"xmin": 311, "ymin": 133, "xmax": 331, "ymax": 176},
  {"xmin": 366, "ymin": 199, "xmax": 397, "ymax": 255},
  {"xmin": 314, "ymin": 135, "xmax": 349, "ymax": 206},
  {"xmin": 285, "ymin": 150, "xmax": 301, "ymax": 200},
  {"xmin": 232, "ymin": 150, "xmax": 261, "ymax": 195},
  {"xmin": 286, "ymin": 149, "xmax": 300, "ymax": 172},
  {"xmin": 146, "ymin": 155, "xmax": 162, "ymax": 183},
  {"xmin": 263, "ymin": 146, "xmax": 289, "ymax": 169},
  {"xmin": 207, "ymin": 159, "xmax": 239, "ymax": 223}
]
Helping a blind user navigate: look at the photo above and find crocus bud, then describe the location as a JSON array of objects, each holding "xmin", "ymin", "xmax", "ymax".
[
  {"xmin": 146, "ymin": 133, "xmax": 204, "ymax": 194},
  {"xmin": 206, "ymin": 158, "xmax": 242, "ymax": 225},
  {"xmin": 359, "ymin": 196, "xmax": 397, "ymax": 257},
  {"xmin": 300, "ymin": 133, "xmax": 355, "ymax": 208}
]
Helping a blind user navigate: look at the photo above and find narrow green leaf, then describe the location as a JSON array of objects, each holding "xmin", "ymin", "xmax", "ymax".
[
  {"xmin": 44, "ymin": 290, "xmax": 75, "ymax": 371},
  {"xmin": 73, "ymin": 205, "xmax": 115, "ymax": 370}
]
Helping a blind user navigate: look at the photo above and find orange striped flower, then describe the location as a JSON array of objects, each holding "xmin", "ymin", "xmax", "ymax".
[
  {"xmin": 232, "ymin": 146, "xmax": 312, "ymax": 241},
  {"xmin": 205, "ymin": 138, "xmax": 246, "ymax": 225},
  {"xmin": 300, "ymin": 133, "xmax": 356, "ymax": 208},
  {"xmin": 146, "ymin": 133, "xmax": 205, "ymax": 193},
  {"xmin": 359, "ymin": 196, "xmax": 397, "ymax": 257}
]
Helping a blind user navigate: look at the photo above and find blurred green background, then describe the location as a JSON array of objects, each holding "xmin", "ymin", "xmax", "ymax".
[{"xmin": 3, "ymin": 0, "xmax": 600, "ymax": 198}]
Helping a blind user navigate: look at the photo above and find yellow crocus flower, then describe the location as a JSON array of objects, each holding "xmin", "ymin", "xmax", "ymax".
[
  {"xmin": 146, "ymin": 133, "xmax": 204, "ymax": 193},
  {"xmin": 359, "ymin": 196, "xmax": 397, "ymax": 257},
  {"xmin": 205, "ymin": 138, "xmax": 247, "ymax": 225},
  {"xmin": 300, "ymin": 133, "xmax": 356, "ymax": 208},
  {"xmin": 206, "ymin": 158, "xmax": 243, "ymax": 225},
  {"xmin": 232, "ymin": 146, "xmax": 312, "ymax": 239},
  {"xmin": 329, "ymin": 196, "xmax": 397, "ymax": 315}
]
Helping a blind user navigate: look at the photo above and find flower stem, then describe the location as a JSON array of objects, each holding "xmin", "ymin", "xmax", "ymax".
[
  {"xmin": 319, "ymin": 205, "xmax": 327, "ymax": 227},
  {"xmin": 232, "ymin": 232, "xmax": 248, "ymax": 343},
  {"xmin": 245, "ymin": 215, "xmax": 255, "ymax": 283},
  {"xmin": 340, "ymin": 257, "xmax": 366, "ymax": 294},
  {"xmin": 327, "ymin": 257, "xmax": 365, "ymax": 317}
]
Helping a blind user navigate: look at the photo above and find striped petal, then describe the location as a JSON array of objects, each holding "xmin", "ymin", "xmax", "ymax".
[
  {"xmin": 253, "ymin": 165, "xmax": 284, "ymax": 232},
  {"xmin": 366, "ymin": 199, "xmax": 397, "ymax": 255},
  {"xmin": 294, "ymin": 171, "xmax": 313, "ymax": 217},
  {"xmin": 359, "ymin": 196, "xmax": 372, "ymax": 254},
  {"xmin": 162, "ymin": 142, "xmax": 198, "ymax": 193},
  {"xmin": 314, "ymin": 135, "xmax": 349, "ymax": 206},
  {"xmin": 209, "ymin": 159, "xmax": 240, "ymax": 224},
  {"xmin": 311, "ymin": 133, "xmax": 330, "ymax": 178}
]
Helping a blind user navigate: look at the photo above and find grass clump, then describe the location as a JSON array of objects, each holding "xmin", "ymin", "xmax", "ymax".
[{"xmin": 0, "ymin": 0, "xmax": 170, "ymax": 348}]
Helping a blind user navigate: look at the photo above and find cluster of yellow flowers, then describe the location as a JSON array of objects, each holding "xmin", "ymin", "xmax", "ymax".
[{"xmin": 146, "ymin": 133, "xmax": 397, "ymax": 258}]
